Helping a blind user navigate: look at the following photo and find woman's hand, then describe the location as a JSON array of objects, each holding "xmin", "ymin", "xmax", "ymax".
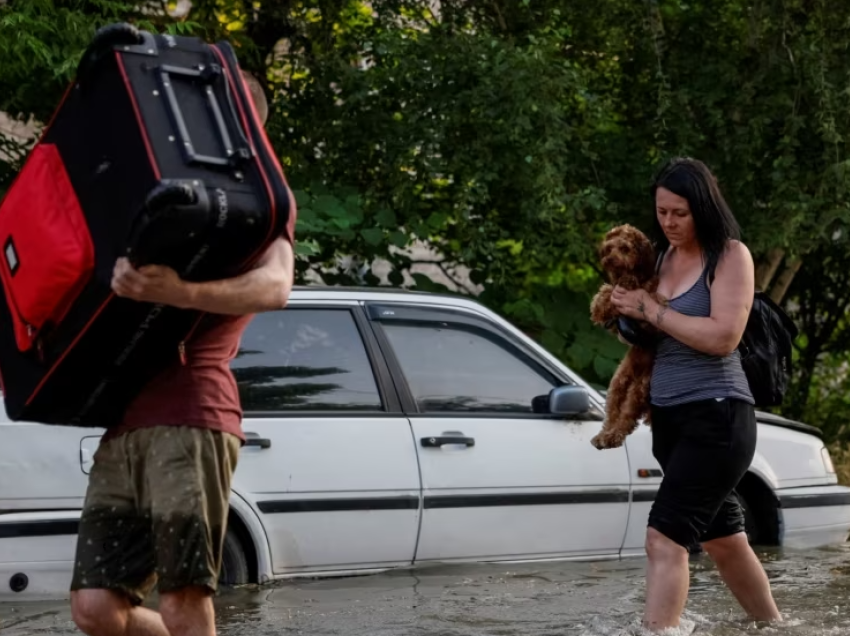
[{"xmin": 611, "ymin": 286, "xmax": 657, "ymax": 321}]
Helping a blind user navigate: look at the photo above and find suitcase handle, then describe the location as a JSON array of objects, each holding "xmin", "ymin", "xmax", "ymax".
[
  {"xmin": 157, "ymin": 63, "xmax": 252, "ymax": 169},
  {"xmin": 76, "ymin": 23, "xmax": 147, "ymax": 86}
]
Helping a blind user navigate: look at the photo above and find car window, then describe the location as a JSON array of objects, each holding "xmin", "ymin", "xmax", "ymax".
[
  {"xmin": 381, "ymin": 322, "xmax": 557, "ymax": 413},
  {"xmin": 231, "ymin": 308, "xmax": 383, "ymax": 412}
]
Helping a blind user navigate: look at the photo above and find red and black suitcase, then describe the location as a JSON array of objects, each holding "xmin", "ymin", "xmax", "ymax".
[{"xmin": 0, "ymin": 23, "xmax": 294, "ymax": 427}]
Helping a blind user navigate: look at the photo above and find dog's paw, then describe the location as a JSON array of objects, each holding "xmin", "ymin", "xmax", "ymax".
[{"xmin": 590, "ymin": 431, "xmax": 625, "ymax": 450}]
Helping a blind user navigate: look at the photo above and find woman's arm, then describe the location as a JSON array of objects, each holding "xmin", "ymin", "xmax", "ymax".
[{"xmin": 611, "ymin": 241, "xmax": 754, "ymax": 356}]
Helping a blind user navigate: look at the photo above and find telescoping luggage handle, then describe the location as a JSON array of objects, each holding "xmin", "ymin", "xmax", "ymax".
[{"xmin": 156, "ymin": 62, "xmax": 253, "ymax": 169}]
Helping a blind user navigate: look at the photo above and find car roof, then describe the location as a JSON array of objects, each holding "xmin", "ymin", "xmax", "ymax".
[
  {"xmin": 290, "ymin": 284, "xmax": 456, "ymax": 297},
  {"xmin": 288, "ymin": 284, "xmax": 480, "ymax": 307}
]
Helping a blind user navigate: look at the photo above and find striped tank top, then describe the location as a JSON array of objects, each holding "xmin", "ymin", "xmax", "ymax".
[{"xmin": 649, "ymin": 262, "xmax": 754, "ymax": 407}]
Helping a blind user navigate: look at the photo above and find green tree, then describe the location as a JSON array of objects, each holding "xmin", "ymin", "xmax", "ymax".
[{"xmin": 4, "ymin": 0, "xmax": 850, "ymax": 409}]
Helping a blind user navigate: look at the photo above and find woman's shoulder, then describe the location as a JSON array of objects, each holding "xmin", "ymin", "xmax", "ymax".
[
  {"xmin": 720, "ymin": 239, "xmax": 752, "ymax": 264},
  {"xmin": 710, "ymin": 240, "xmax": 754, "ymax": 285}
]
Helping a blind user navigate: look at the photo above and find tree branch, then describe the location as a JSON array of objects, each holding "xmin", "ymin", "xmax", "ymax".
[
  {"xmin": 769, "ymin": 257, "xmax": 802, "ymax": 304},
  {"xmin": 755, "ymin": 247, "xmax": 785, "ymax": 291},
  {"xmin": 491, "ymin": 0, "xmax": 507, "ymax": 32},
  {"xmin": 408, "ymin": 259, "xmax": 477, "ymax": 294}
]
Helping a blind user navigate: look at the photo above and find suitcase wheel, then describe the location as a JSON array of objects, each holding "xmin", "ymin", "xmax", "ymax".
[
  {"xmin": 125, "ymin": 182, "xmax": 206, "ymax": 267},
  {"xmin": 76, "ymin": 22, "xmax": 145, "ymax": 85},
  {"xmin": 145, "ymin": 182, "xmax": 199, "ymax": 213}
]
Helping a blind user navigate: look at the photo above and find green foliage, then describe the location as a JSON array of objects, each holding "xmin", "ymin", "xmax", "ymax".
[
  {"xmin": 264, "ymin": 2, "xmax": 624, "ymax": 378},
  {"xmin": 792, "ymin": 351, "xmax": 850, "ymax": 443},
  {"xmin": 4, "ymin": 0, "xmax": 850, "ymax": 414},
  {"xmin": 782, "ymin": 236, "xmax": 850, "ymax": 441}
]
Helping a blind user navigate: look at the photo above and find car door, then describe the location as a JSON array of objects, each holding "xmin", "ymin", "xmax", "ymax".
[
  {"xmin": 228, "ymin": 301, "xmax": 423, "ymax": 576},
  {"xmin": 0, "ymin": 408, "xmax": 98, "ymax": 513},
  {"xmin": 366, "ymin": 301, "xmax": 632, "ymax": 563},
  {"xmin": 0, "ymin": 400, "xmax": 96, "ymax": 584}
]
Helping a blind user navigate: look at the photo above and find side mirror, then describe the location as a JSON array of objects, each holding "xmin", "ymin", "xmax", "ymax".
[{"xmin": 548, "ymin": 385, "xmax": 590, "ymax": 416}]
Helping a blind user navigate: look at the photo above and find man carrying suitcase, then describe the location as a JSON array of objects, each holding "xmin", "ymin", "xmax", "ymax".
[{"xmin": 68, "ymin": 72, "xmax": 295, "ymax": 636}]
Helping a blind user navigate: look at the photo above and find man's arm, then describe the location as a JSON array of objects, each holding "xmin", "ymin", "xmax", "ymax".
[
  {"xmin": 111, "ymin": 235, "xmax": 295, "ymax": 315},
  {"xmin": 181, "ymin": 236, "xmax": 295, "ymax": 314}
]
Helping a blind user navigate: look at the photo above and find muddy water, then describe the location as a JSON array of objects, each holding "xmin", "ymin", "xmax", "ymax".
[{"xmin": 4, "ymin": 545, "xmax": 850, "ymax": 635}]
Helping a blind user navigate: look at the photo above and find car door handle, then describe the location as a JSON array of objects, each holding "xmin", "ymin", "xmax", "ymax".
[
  {"xmin": 421, "ymin": 435, "xmax": 475, "ymax": 448},
  {"xmin": 244, "ymin": 432, "xmax": 271, "ymax": 449}
]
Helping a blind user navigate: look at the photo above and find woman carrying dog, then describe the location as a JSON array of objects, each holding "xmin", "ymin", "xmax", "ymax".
[{"xmin": 611, "ymin": 157, "xmax": 782, "ymax": 632}]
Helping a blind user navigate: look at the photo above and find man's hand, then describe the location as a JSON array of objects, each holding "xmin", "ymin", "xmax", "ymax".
[
  {"xmin": 111, "ymin": 257, "xmax": 189, "ymax": 308},
  {"xmin": 110, "ymin": 236, "xmax": 294, "ymax": 315}
]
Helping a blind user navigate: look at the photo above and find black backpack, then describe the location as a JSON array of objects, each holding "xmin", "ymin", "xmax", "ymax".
[
  {"xmin": 706, "ymin": 262, "xmax": 799, "ymax": 408},
  {"xmin": 737, "ymin": 291, "xmax": 799, "ymax": 407}
]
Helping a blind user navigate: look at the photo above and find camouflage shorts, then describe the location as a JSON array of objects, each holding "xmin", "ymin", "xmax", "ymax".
[{"xmin": 70, "ymin": 426, "xmax": 241, "ymax": 605}]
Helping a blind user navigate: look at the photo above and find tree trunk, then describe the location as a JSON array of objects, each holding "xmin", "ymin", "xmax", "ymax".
[
  {"xmin": 769, "ymin": 257, "xmax": 803, "ymax": 305},
  {"xmin": 755, "ymin": 248, "xmax": 785, "ymax": 291}
]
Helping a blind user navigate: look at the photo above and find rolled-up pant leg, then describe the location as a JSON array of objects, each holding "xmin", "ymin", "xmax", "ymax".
[{"xmin": 648, "ymin": 398, "xmax": 757, "ymax": 549}]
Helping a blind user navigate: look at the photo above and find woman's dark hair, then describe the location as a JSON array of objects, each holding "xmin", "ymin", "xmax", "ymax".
[{"xmin": 649, "ymin": 157, "xmax": 741, "ymax": 275}]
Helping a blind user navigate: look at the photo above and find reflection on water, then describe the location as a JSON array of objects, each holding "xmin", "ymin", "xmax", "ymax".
[{"xmin": 5, "ymin": 545, "xmax": 850, "ymax": 635}]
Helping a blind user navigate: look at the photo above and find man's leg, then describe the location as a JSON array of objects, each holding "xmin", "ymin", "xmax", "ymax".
[
  {"xmin": 71, "ymin": 589, "xmax": 168, "ymax": 636},
  {"xmin": 159, "ymin": 586, "xmax": 217, "ymax": 636},
  {"xmin": 145, "ymin": 426, "xmax": 241, "ymax": 636},
  {"xmin": 70, "ymin": 434, "xmax": 164, "ymax": 636}
]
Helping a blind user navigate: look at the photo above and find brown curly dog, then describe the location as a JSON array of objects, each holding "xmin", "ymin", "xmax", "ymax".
[{"xmin": 589, "ymin": 224, "xmax": 666, "ymax": 450}]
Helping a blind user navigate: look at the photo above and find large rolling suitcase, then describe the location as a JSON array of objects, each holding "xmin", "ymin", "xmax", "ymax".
[{"xmin": 0, "ymin": 23, "xmax": 294, "ymax": 427}]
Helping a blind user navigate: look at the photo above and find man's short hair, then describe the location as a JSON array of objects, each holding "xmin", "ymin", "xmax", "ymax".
[{"xmin": 239, "ymin": 70, "xmax": 269, "ymax": 125}]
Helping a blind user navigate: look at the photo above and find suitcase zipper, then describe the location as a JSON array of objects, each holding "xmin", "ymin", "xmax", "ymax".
[
  {"xmin": 26, "ymin": 324, "xmax": 45, "ymax": 362},
  {"xmin": 178, "ymin": 313, "xmax": 206, "ymax": 365}
]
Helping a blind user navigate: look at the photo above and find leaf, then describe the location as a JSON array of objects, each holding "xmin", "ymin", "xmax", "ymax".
[
  {"xmin": 294, "ymin": 207, "xmax": 321, "ymax": 231},
  {"xmin": 566, "ymin": 340, "xmax": 595, "ymax": 369},
  {"xmin": 389, "ymin": 230, "xmax": 407, "ymax": 248},
  {"xmin": 388, "ymin": 269, "xmax": 405, "ymax": 286},
  {"xmin": 293, "ymin": 189, "xmax": 312, "ymax": 207},
  {"xmin": 593, "ymin": 355, "xmax": 619, "ymax": 381},
  {"xmin": 540, "ymin": 329, "xmax": 567, "ymax": 355},
  {"xmin": 411, "ymin": 272, "xmax": 451, "ymax": 293},
  {"xmin": 427, "ymin": 212, "xmax": 447, "ymax": 229},
  {"xmin": 344, "ymin": 195, "xmax": 364, "ymax": 224},
  {"xmin": 295, "ymin": 240, "xmax": 320, "ymax": 257},
  {"xmin": 313, "ymin": 194, "xmax": 348, "ymax": 218},
  {"xmin": 375, "ymin": 208, "xmax": 397, "ymax": 228},
  {"xmin": 361, "ymin": 227, "xmax": 384, "ymax": 246}
]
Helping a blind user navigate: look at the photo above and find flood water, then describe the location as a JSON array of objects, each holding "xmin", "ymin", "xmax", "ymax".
[{"xmin": 4, "ymin": 544, "xmax": 850, "ymax": 635}]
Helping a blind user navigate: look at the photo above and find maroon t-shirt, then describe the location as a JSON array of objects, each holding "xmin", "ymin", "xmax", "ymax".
[
  {"xmin": 104, "ymin": 312, "xmax": 255, "ymax": 444},
  {"xmin": 104, "ymin": 188, "xmax": 297, "ymax": 445}
]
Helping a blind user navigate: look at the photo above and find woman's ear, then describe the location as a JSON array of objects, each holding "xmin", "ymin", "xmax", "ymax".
[{"xmin": 240, "ymin": 69, "xmax": 269, "ymax": 126}]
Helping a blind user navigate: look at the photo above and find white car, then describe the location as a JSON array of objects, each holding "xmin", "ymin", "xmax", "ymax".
[{"xmin": 1, "ymin": 286, "xmax": 849, "ymax": 600}]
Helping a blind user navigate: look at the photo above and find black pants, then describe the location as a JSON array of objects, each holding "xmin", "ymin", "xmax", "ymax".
[{"xmin": 648, "ymin": 397, "xmax": 757, "ymax": 549}]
